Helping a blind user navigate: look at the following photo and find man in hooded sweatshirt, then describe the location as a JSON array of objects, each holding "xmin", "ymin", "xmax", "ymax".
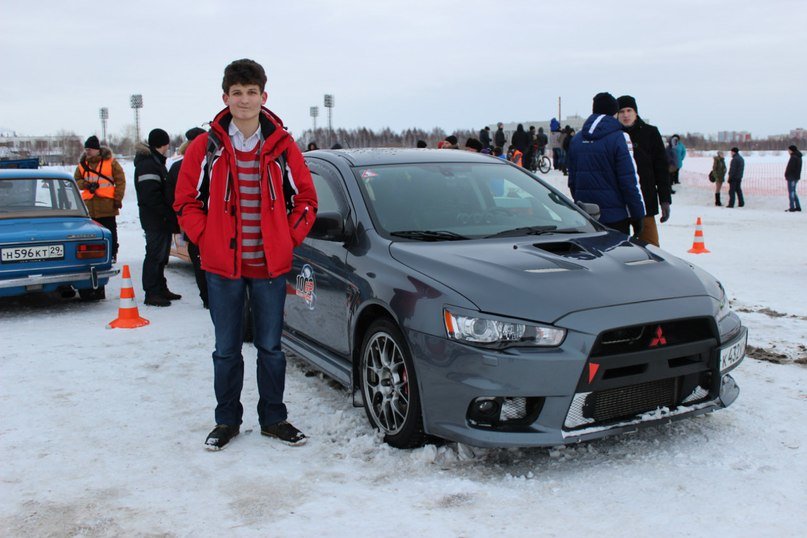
[
  {"xmin": 567, "ymin": 92, "xmax": 645, "ymax": 237},
  {"xmin": 785, "ymin": 145, "xmax": 802, "ymax": 212}
]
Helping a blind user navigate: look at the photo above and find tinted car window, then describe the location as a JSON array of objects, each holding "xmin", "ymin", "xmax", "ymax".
[
  {"xmin": 353, "ymin": 162, "xmax": 594, "ymax": 238},
  {"xmin": 310, "ymin": 171, "xmax": 341, "ymax": 214}
]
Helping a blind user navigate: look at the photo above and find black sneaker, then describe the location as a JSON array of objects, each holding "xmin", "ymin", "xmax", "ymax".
[
  {"xmin": 205, "ymin": 424, "xmax": 240, "ymax": 451},
  {"xmin": 144, "ymin": 293, "xmax": 171, "ymax": 307},
  {"xmin": 162, "ymin": 289, "xmax": 182, "ymax": 301},
  {"xmin": 261, "ymin": 421, "xmax": 307, "ymax": 446}
]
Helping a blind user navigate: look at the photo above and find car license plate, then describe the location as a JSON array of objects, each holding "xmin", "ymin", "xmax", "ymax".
[
  {"xmin": 1, "ymin": 244, "xmax": 64, "ymax": 263},
  {"xmin": 720, "ymin": 331, "xmax": 747, "ymax": 373}
]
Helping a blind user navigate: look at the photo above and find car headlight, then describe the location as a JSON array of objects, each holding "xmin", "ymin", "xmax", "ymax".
[
  {"xmin": 716, "ymin": 280, "xmax": 731, "ymax": 321},
  {"xmin": 444, "ymin": 308, "xmax": 566, "ymax": 348}
]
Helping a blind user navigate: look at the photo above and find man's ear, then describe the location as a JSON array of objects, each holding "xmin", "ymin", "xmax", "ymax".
[{"xmin": 261, "ymin": 92, "xmax": 267, "ymax": 105}]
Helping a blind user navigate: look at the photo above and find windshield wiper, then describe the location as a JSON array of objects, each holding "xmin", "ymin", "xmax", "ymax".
[
  {"xmin": 389, "ymin": 230, "xmax": 470, "ymax": 241},
  {"xmin": 485, "ymin": 225, "xmax": 558, "ymax": 238}
]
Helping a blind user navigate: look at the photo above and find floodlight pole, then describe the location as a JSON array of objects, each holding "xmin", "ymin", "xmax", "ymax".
[
  {"xmin": 130, "ymin": 94, "xmax": 143, "ymax": 144},
  {"xmin": 310, "ymin": 106, "xmax": 319, "ymax": 135},
  {"xmin": 99, "ymin": 107, "xmax": 109, "ymax": 144},
  {"xmin": 324, "ymin": 94, "xmax": 334, "ymax": 144}
]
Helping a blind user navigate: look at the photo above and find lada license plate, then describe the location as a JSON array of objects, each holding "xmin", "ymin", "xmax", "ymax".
[
  {"xmin": 720, "ymin": 331, "xmax": 747, "ymax": 373},
  {"xmin": 1, "ymin": 244, "xmax": 64, "ymax": 263}
]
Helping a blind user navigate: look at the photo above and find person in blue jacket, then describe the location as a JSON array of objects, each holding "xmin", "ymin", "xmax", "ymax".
[{"xmin": 567, "ymin": 92, "xmax": 645, "ymax": 237}]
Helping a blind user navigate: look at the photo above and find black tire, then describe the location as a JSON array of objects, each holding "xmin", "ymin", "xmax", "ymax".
[
  {"xmin": 538, "ymin": 156, "xmax": 552, "ymax": 174},
  {"xmin": 78, "ymin": 286, "xmax": 105, "ymax": 301},
  {"xmin": 359, "ymin": 319, "xmax": 425, "ymax": 448}
]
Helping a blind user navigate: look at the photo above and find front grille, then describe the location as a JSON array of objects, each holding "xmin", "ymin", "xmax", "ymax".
[
  {"xmin": 564, "ymin": 378, "xmax": 712, "ymax": 430},
  {"xmin": 594, "ymin": 318, "xmax": 715, "ymax": 357}
]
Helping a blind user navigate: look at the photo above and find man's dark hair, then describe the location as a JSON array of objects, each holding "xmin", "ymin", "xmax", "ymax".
[{"xmin": 222, "ymin": 59, "xmax": 267, "ymax": 93}]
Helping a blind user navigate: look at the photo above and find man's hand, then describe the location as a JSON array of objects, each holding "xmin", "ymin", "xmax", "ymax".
[
  {"xmin": 631, "ymin": 218, "xmax": 644, "ymax": 238},
  {"xmin": 659, "ymin": 202, "xmax": 671, "ymax": 223},
  {"xmin": 88, "ymin": 183, "xmax": 98, "ymax": 194}
]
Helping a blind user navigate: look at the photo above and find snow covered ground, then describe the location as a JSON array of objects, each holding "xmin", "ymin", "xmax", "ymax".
[{"xmin": 1, "ymin": 159, "xmax": 805, "ymax": 537}]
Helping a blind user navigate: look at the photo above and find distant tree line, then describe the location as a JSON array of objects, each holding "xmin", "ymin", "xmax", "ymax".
[{"xmin": 297, "ymin": 127, "xmax": 480, "ymax": 150}]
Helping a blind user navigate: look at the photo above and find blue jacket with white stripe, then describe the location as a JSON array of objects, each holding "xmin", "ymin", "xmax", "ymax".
[{"xmin": 567, "ymin": 113, "xmax": 646, "ymax": 225}]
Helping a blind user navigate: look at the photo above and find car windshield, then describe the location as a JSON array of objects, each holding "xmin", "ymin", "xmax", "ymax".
[
  {"xmin": 0, "ymin": 177, "xmax": 87, "ymax": 219},
  {"xmin": 354, "ymin": 162, "xmax": 596, "ymax": 239}
]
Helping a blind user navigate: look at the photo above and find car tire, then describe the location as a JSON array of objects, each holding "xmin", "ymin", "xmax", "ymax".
[
  {"xmin": 359, "ymin": 319, "xmax": 426, "ymax": 448},
  {"xmin": 78, "ymin": 286, "xmax": 105, "ymax": 301}
]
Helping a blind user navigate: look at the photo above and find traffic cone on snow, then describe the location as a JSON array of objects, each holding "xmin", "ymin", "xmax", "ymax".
[
  {"xmin": 106, "ymin": 265, "xmax": 150, "ymax": 329},
  {"xmin": 687, "ymin": 217, "xmax": 711, "ymax": 254}
]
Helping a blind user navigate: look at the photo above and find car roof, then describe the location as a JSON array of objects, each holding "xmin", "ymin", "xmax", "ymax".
[
  {"xmin": 0, "ymin": 169, "xmax": 74, "ymax": 180},
  {"xmin": 305, "ymin": 148, "xmax": 510, "ymax": 167}
]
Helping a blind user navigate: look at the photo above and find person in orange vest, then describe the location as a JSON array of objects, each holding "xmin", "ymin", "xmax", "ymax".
[
  {"xmin": 508, "ymin": 144, "xmax": 523, "ymax": 167},
  {"xmin": 74, "ymin": 135, "xmax": 126, "ymax": 262}
]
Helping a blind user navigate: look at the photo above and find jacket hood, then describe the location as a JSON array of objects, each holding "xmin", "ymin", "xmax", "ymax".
[
  {"xmin": 209, "ymin": 106, "xmax": 289, "ymax": 156},
  {"xmin": 80, "ymin": 146, "xmax": 113, "ymax": 163},
  {"xmin": 134, "ymin": 143, "xmax": 166, "ymax": 165},
  {"xmin": 581, "ymin": 114, "xmax": 623, "ymax": 142},
  {"xmin": 389, "ymin": 232, "xmax": 713, "ymax": 324},
  {"xmin": 791, "ymin": 148, "xmax": 803, "ymax": 157}
]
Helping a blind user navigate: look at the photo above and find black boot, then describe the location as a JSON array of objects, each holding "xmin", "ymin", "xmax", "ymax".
[{"xmin": 715, "ymin": 193, "xmax": 722, "ymax": 206}]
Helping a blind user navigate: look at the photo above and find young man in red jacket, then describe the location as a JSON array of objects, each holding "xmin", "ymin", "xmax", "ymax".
[{"xmin": 174, "ymin": 59, "xmax": 318, "ymax": 450}]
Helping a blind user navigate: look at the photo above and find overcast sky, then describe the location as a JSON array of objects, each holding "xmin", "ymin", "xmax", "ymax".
[{"xmin": 1, "ymin": 0, "xmax": 804, "ymax": 141}]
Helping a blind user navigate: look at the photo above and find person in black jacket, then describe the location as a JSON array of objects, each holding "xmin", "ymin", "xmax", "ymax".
[
  {"xmin": 135, "ymin": 128, "xmax": 181, "ymax": 306},
  {"xmin": 479, "ymin": 126, "xmax": 492, "ymax": 150},
  {"xmin": 494, "ymin": 122, "xmax": 506, "ymax": 149},
  {"xmin": 511, "ymin": 124, "xmax": 530, "ymax": 158},
  {"xmin": 617, "ymin": 95, "xmax": 671, "ymax": 247},
  {"xmin": 785, "ymin": 145, "xmax": 802, "ymax": 212},
  {"xmin": 167, "ymin": 127, "xmax": 208, "ymax": 307},
  {"xmin": 727, "ymin": 147, "xmax": 745, "ymax": 208}
]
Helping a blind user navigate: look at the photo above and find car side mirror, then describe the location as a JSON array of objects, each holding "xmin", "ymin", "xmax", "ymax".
[
  {"xmin": 576, "ymin": 201, "xmax": 601, "ymax": 221},
  {"xmin": 308, "ymin": 210, "xmax": 351, "ymax": 241}
]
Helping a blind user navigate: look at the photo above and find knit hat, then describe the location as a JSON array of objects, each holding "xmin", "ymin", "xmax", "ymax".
[
  {"xmin": 617, "ymin": 95, "xmax": 638, "ymax": 113},
  {"xmin": 185, "ymin": 127, "xmax": 206, "ymax": 141},
  {"xmin": 788, "ymin": 145, "xmax": 799, "ymax": 152},
  {"xmin": 592, "ymin": 92, "xmax": 618, "ymax": 116},
  {"xmin": 731, "ymin": 147, "xmax": 740, "ymax": 153},
  {"xmin": 84, "ymin": 136, "xmax": 101, "ymax": 150},
  {"xmin": 464, "ymin": 138, "xmax": 483, "ymax": 152},
  {"xmin": 148, "ymin": 128, "xmax": 170, "ymax": 148}
]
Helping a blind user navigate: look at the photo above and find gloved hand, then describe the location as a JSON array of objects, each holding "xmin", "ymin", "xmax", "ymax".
[
  {"xmin": 114, "ymin": 200, "xmax": 122, "ymax": 209},
  {"xmin": 659, "ymin": 202, "xmax": 671, "ymax": 223},
  {"xmin": 630, "ymin": 218, "xmax": 644, "ymax": 238}
]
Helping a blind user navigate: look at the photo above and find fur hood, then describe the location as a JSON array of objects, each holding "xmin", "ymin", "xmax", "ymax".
[{"xmin": 79, "ymin": 146, "xmax": 113, "ymax": 163}]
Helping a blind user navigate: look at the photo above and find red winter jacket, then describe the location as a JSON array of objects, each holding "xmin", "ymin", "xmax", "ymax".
[{"xmin": 174, "ymin": 107, "xmax": 317, "ymax": 279}]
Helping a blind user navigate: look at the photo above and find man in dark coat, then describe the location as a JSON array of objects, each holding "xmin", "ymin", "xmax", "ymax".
[
  {"xmin": 167, "ymin": 127, "xmax": 208, "ymax": 307},
  {"xmin": 535, "ymin": 127, "xmax": 548, "ymax": 155},
  {"xmin": 567, "ymin": 92, "xmax": 645, "ymax": 236},
  {"xmin": 479, "ymin": 126, "xmax": 492, "ymax": 150},
  {"xmin": 511, "ymin": 124, "xmax": 530, "ymax": 156},
  {"xmin": 494, "ymin": 122, "xmax": 506, "ymax": 149},
  {"xmin": 727, "ymin": 147, "xmax": 745, "ymax": 208},
  {"xmin": 785, "ymin": 145, "xmax": 802, "ymax": 212},
  {"xmin": 617, "ymin": 95, "xmax": 671, "ymax": 247},
  {"xmin": 135, "ymin": 128, "xmax": 180, "ymax": 306}
]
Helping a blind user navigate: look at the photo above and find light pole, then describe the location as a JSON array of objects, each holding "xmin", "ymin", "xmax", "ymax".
[
  {"xmin": 99, "ymin": 107, "xmax": 109, "ymax": 144},
  {"xmin": 130, "ymin": 94, "xmax": 143, "ymax": 144},
  {"xmin": 309, "ymin": 106, "xmax": 319, "ymax": 137},
  {"xmin": 323, "ymin": 94, "xmax": 334, "ymax": 145}
]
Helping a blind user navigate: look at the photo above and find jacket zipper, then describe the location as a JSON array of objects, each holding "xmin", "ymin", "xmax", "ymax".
[{"xmin": 293, "ymin": 206, "xmax": 310, "ymax": 229}]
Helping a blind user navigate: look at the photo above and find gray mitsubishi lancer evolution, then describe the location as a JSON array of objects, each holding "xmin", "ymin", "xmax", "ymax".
[{"xmin": 282, "ymin": 148, "xmax": 747, "ymax": 449}]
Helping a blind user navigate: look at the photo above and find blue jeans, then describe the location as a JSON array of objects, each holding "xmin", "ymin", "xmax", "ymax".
[
  {"xmin": 206, "ymin": 272, "xmax": 288, "ymax": 427},
  {"xmin": 142, "ymin": 229, "xmax": 172, "ymax": 295},
  {"xmin": 787, "ymin": 179, "xmax": 801, "ymax": 210}
]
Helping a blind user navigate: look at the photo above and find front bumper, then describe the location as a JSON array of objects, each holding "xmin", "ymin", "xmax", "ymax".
[
  {"xmin": 0, "ymin": 266, "xmax": 119, "ymax": 295},
  {"xmin": 407, "ymin": 319, "xmax": 747, "ymax": 449}
]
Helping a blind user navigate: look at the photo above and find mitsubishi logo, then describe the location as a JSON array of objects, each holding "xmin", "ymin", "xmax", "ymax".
[{"xmin": 649, "ymin": 326, "xmax": 667, "ymax": 347}]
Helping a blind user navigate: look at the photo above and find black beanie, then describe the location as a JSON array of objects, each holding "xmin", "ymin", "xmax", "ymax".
[
  {"xmin": 148, "ymin": 128, "xmax": 170, "ymax": 148},
  {"xmin": 464, "ymin": 138, "xmax": 483, "ymax": 152},
  {"xmin": 788, "ymin": 145, "xmax": 798, "ymax": 152},
  {"xmin": 84, "ymin": 135, "xmax": 101, "ymax": 150},
  {"xmin": 592, "ymin": 92, "xmax": 618, "ymax": 116},
  {"xmin": 617, "ymin": 95, "xmax": 638, "ymax": 113},
  {"xmin": 185, "ymin": 127, "xmax": 206, "ymax": 141}
]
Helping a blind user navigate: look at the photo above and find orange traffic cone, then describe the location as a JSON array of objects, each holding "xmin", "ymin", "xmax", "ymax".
[
  {"xmin": 687, "ymin": 217, "xmax": 711, "ymax": 254},
  {"xmin": 107, "ymin": 265, "xmax": 150, "ymax": 329}
]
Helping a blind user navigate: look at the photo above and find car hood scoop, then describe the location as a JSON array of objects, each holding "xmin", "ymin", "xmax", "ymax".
[{"xmin": 389, "ymin": 231, "xmax": 707, "ymax": 323}]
